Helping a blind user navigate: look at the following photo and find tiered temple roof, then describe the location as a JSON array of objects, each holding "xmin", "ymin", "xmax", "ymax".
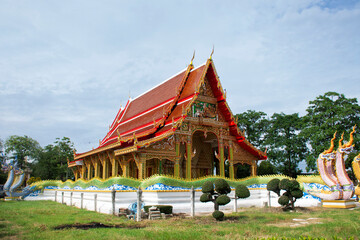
[{"xmin": 69, "ymin": 57, "xmax": 266, "ymax": 170}]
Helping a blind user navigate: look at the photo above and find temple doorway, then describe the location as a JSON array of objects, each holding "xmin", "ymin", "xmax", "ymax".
[{"xmin": 191, "ymin": 131, "xmax": 219, "ymax": 178}]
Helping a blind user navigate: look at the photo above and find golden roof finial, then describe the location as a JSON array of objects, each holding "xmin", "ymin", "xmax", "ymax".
[
  {"xmin": 133, "ymin": 132, "xmax": 138, "ymax": 145},
  {"xmin": 210, "ymin": 45, "xmax": 214, "ymax": 60},
  {"xmin": 190, "ymin": 50, "xmax": 195, "ymax": 65},
  {"xmin": 339, "ymin": 132, "xmax": 344, "ymax": 148},
  {"xmin": 345, "ymin": 125, "xmax": 356, "ymax": 147},
  {"xmin": 324, "ymin": 132, "xmax": 336, "ymax": 154}
]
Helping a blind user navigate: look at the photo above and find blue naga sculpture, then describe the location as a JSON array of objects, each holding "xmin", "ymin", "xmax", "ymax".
[{"xmin": 1, "ymin": 156, "xmax": 35, "ymax": 199}]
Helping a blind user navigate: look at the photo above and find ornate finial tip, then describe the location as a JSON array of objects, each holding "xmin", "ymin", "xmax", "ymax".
[
  {"xmin": 190, "ymin": 50, "xmax": 195, "ymax": 65},
  {"xmin": 210, "ymin": 45, "xmax": 214, "ymax": 60}
]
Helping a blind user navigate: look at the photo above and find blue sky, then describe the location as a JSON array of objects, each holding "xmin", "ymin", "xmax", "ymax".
[{"xmin": 0, "ymin": 0, "xmax": 359, "ymax": 154}]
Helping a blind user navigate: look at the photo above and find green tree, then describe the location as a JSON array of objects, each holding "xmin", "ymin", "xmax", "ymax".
[
  {"xmin": 5, "ymin": 135, "xmax": 41, "ymax": 168},
  {"xmin": 32, "ymin": 137, "xmax": 75, "ymax": 181},
  {"xmin": 265, "ymin": 113, "xmax": 307, "ymax": 178},
  {"xmin": 235, "ymin": 110, "xmax": 268, "ymax": 149},
  {"xmin": 257, "ymin": 160, "xmax": 276, "ymax": 176},
  {"xmin": 302, "ymin": 92, "xmax": 360, "ymax": 171}
]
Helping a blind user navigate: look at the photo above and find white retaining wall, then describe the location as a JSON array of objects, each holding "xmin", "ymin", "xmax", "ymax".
[{"xmin": 25, "ymin": 188, "xmax": 321, "ymax": 215}]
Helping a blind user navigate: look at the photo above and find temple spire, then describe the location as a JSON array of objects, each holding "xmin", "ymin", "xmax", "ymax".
[
  {"xmin": 190, "ymin": 50, "xmax": 195, "ymax": 66},
  {"xmin": 210, "ymin": 45, "xmax": 214, "ymax": 60}
]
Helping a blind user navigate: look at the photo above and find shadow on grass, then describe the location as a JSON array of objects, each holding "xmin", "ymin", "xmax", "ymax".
[
  {"xmin": 224, "ymin": 215, "xmax": 248, "ymax": 221},
  {"xmin": 54, "ymin": 222, "xmax": 146, "ymax": 230}
]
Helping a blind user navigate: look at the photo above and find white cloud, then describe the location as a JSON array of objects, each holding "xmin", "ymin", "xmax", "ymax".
[{"xmin": 0, "ymin": 0, "xmax": 359, "ymax": 152}]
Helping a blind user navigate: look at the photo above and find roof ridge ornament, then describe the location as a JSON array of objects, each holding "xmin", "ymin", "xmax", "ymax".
[
  {"xmin": 210, "ymin": 45, "xmax": 214, "ymax": 60},
  {"xmin": 190, "ymin": 50, "xmax": 195, "ymax": 66}
]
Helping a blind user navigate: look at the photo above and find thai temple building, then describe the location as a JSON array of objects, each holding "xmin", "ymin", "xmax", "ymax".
[{"xmin": 68, "ymin": 55, "xmax": 267, "ymax": 180}]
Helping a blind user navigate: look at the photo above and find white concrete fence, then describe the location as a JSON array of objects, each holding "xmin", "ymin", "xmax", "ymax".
[{"xmin": 26, "ymin": 187, "xmax": 320, "ymax": 220}]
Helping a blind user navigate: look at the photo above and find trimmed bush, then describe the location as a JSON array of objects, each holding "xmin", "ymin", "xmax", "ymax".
[
  {"xmin": 202, "ymin": 181, "xmax": 214, "ymax": 193},
  {"xmin": 288, "ymin": 180, "xmax": 300, "ymax": 191},
  {"xmin": 290, "ymin": 189, "xmax": 304, "ymax": 199},
  {"xmin": 143, "ymin": 205, "xmax": 173, "ymax": 214},
  {"xmin": 235, "ymin": 184, "xmax": 250, "ymax": 198},
  {"xmin": 266, "ymin": 178, "xmax": 280, "ymax": 196},
  {"xmin": 200, "ymin": 193, "xmax": 212, "ymax": 202},
  {"xmin": 216, "ymin": 195, "xmax": 231, "ymax": 205},
  {"xmin": 212, "ymin": 210, "xmax": 224, "ymax": 221},
  {"xmin": 267, "ymin": 178, "xmax": 304, "ymax": 210},
  {"xmin": 200, "ymin": 178, "xmax": 234, "ymax": 220},
  {"xmin": 278, "ymin": 195, "xmax": 289, "ymax": 205},
  {"xmin": 279, "ymin": 178, "xmax": 290, "ymax": 191},
  {"xmin": 214, "ymin": 179, "xmax": 231, "ymax": 195}
]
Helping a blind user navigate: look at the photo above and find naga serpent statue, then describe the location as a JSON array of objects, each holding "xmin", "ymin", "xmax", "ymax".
[
  {"xmin": 315, "ymin": 127, "xmax": 355, "ymax": 200},
  {"xmin": 352, "ymin": 152, "xmax": 360, "ymax": 197},
  {"xmin": 1, "ymin": 157, "xmax": 34, "ymax": 199}
]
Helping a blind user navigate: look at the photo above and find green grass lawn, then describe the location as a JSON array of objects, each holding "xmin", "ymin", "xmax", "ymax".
[{"xmin": 0, "ymin": 200, "xmax": 359, "ymax": 240}]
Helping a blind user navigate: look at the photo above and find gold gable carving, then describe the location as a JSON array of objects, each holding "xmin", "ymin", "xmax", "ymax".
[
  {"xmin": 199, "ymin": 77, "xmax": 214, "ymax": 97},
  {"xmin": 146, "ymin": 135, "xmax": 175, "ymax": 151}
]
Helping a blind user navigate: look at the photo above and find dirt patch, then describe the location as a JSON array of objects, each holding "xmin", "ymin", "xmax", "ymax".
[
  {"xmin": 267, "ymin": 217, "xmax": 325, "ymax": 228},
  {"xmin": 54, "ymin": 222, "xmax": 146, "ymax": 230}
]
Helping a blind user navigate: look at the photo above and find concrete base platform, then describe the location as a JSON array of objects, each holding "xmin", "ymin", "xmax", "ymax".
[{"xmin": 321, "ymin": 199, "xmax": 356, "ymax": 209}]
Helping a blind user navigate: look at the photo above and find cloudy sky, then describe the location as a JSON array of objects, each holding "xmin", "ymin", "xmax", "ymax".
[{"xmin": 1, "ymin": 0, "xmax": 359, "ymax": 153}]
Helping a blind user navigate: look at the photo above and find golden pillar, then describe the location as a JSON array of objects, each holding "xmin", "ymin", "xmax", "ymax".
[
  {"xmin": 81, "ymin": 165, "xmax": 86, "ymax": 179},
  {"xmin": 251, "ymin": 161, "xmax": 257, "ymax": 176},
  {"xmin": 186, "ymin": 138, "xmax": 192, "ymax": 180},
  {"xmin": 174, "ymin": 140, "xmax": 180, "ymax": 178},
  {"xmin": 174, "ymin": 159, "xmax": 180, "ymax": 178},
  {"xmin": 119, "ymin": 158, "xmax": 129, "ymax": 178},
  {"xmin": 219, "ymin": 140, "xmax": 225, "ymax": 177},
  {"xmin": 111, "ymin": 157, "xmax": 118, "ymax": 177},
  {"xmin": 102, "ymin": 159, "xmax": 108, "ymax": 179},
  {"xmin": 94, "ymin": 161, "xmax": 100, "ymax": 178},
  {"xmin": 229, "ymin": 143, "xmax": 234, "ymax": 179},
  {"xmin": 87, "ymin": 161, "xmax": 92, "ymax": 180}
]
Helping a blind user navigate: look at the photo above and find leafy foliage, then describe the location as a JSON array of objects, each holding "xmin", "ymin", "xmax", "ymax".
[
  {"xmin": 235, "ymin": 110, "xmax": 268, "ymax": 149},
  {"xmin": 143, "ymin": 205, "xmax": 173, "ymax": 214},
  {"xmin": 212, "ymin": 210, "xmax": 224, "ymax": 221},
  {"xmin": 257, "ymin": 161, "xmax": 276, "ymax": 175},
  {"xmin": 267, "ymin": 178, "xmax": 303, "ymax": 210},
  {"xmin": 266, "ymin": 178, "xmax": 280, "ymax": 196},
  {"xmin": 5, "ymin": 135, "xmax": 41, "ymax": 168},
  {"xmin": 27, "ymin": 177, "xmax": 41, "ymax": 185},
  {"xmin": 32, "ymin": 137, "xmax": 75, "ymax": 181},
  {"xmin": 301, "ymin": 92, "xmax": 360, "ymax": 171},
  {"xmin": 200, "ymin": 179, "xmax": 232, "ymax": 221},
  {"xmin": 264, "ymin": 113, "xmax": 307, "ymax": 178},
  {"xmin": 235, "ymin": 184, "xmax": 250, "ymax": 198}
]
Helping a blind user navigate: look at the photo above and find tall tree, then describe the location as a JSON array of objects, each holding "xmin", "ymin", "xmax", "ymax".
[
  {"xmin": 257, "ymin": 160, "xmax": 276, "ymax": 176},
  {"xmin": 0, "ymin": 138, "xmax": 4, "ymax": 160},
  {"xmin": 235, "ymin": 110, "xmax": 268, "ymax": 149},
  {"xmin": 5, "ymin": 135, "xmax": 41, "ymax": 168},
  {"xmin": 302, "ymin": 92, "xmax": 360, "ymax": 171},
  {"xmin": 32, "ymin": 137, "xmax": 75, "ymax": 181},
  {"xmin": 265, "ymin": 113, "xmax": 307, "ymax": 178}
]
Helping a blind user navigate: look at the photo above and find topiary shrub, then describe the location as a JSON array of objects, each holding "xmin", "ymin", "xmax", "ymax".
[
  {"xmin": 212, "ymin": 210, "xmax": 224, "ymax": 221},
  {"xmin": 266, "ymin": 178, "xmax": 280, "ymax": 196},
  {"xmin": 216, "ymin": 195, "xmax": 231, "ymax": 205},
  {"xmin": 202, "ymin": 181, "xmax": 215, "ymax": 194},
  {"xmin": 279, "ymin": 178, "xmax": 291, "ymax": 191},
  {"xmin": 143, "ymin": 205, "xmax": 173, "ymax": 214},
  {"xmin": 235, "ymin": 184, "xmax": 250, "ymax": 199},
  {"xmin": 200, "ymin": 179, "xmax": 232, "ymax": 221},
  {"xmin": 267, "ymin": 178, "xmax": 303, "ymax": 210}
]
